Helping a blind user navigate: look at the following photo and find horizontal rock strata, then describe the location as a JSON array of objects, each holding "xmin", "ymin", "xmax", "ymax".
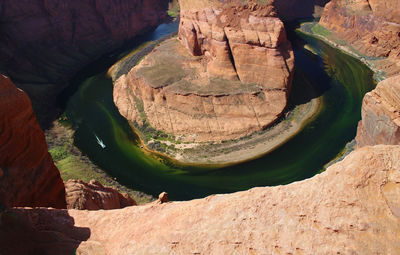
[
  {"xmin": 356, "ymin": 75, "xmax": 400, "ymax": 147},
  {"xmin": 0, "ymin": 0, "xmax": 168, "ymax": 124},
  {"xmin": 3, "ymin": 145, "xmax": 400, "ymax": 254},
  {"xmin": 0, "ymin": 75, "xmax": 66, "ymax": 208},
  {"xmin": 319, "ymin": 0, "xmax": 400, "ymax": 76},
  {"xmin": 114, "ymin": 0, "xmax": 294, "ymax": 142}
]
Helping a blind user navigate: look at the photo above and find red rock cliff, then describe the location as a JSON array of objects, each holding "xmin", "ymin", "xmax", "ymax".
[
  {"xmin": 0, "ymin": 75, "xmax": 66, "ymax": 208},
  {"xmin": 0, "ymin": 0, "xmax": 168, "ymax": 124},
  {"xmin": 0, "ymin": 0, "xmax": 168, "ymax": 84},
  {"xmin": 356, "ymin": 75, "xmax": 400, "ymax": 147},
  {"xmin": 319, "ymin": 0, "xmax": 400, "ymax": 76}
]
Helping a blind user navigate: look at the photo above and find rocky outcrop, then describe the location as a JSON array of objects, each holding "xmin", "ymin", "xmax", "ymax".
[
  {"xmin": 0, "ymin": 0, "xmax": 168, "ymax": 125},
  {"xmin": 319, "ymin": 0, "xmax": 400, "ymax": 76},
  {"xmin": 114, "ymin": 0, "xmax": 294, "ymax": 142},
  {"xmin": 0, "ymin": 75, "xmax": 66, "ymax": 208},
  {"xmin": 356, "ymin": 75, "xmax": 400, "ymax": 147},
  {"xmin": 65, "ymin": 179, "xmax": 136, "ymax": 210},
  {"xmin": 3, "ymin": 145, "xmax": 400, "ymax": 254}
]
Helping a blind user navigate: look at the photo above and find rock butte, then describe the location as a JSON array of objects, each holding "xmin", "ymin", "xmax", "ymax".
[{"xmin": 114, "ymin": 0, "xmax": 294, "ymax": 142}]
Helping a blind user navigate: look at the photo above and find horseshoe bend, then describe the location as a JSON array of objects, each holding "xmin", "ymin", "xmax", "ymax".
[
  {"xmin": 1, "ymin": 0, "xmax": 400, "ymax": 254},
  {"xmin": 113, "ymin": 0, "xmax": 299, "ymax": 163}
]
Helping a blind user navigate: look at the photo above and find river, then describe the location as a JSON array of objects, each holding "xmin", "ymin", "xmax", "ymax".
[{"xmin": 62, "ymin": 21, "xmax": 375, "ymax": 200}]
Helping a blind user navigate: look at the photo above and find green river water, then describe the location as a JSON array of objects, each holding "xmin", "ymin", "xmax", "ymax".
[{"xmin": 62, "ymin": 22, "xmax": 375, "ymax": 200}]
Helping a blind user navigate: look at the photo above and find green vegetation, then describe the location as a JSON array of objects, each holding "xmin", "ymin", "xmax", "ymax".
[
  {"xmin": 168, "ymin": 0, "xmax": 180, "ymax": 18},
  {"xmin": 311, "ymin": 24, "xmax": 332, "ymax": 38},
  {"xmin": 46, "ymin": 121, "xmax": 154, "ymax": 204}
]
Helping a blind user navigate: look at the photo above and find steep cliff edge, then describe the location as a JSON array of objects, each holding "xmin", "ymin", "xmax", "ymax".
[
  {"xmin": 3, "ymin": 145, "xmax": 400, "ymax": 254},
  {"xmin": 356, "ymin": 75, "xmax": 400, "ymax": 147},
  {"xmin": 0, "ymin": 75, "xmax": 66, "ymax": 208},
  {"xmin": 114, "ymin": 0, "xmax": 294, "ymax": 143},
  {"xmin": 319, "ymin": 0, "xmax": 400, "ymax": 77},
  {"xmin": 0, "ymin": 0, "xmax": 168, "ymax": 125}
]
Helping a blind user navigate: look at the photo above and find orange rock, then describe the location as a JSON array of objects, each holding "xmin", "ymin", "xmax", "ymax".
[
  {"xmin": 114, "ymin": 0, "xmax": 294, "ymax": 143},
  {"xmin": 319, "ymin": 0, "xmax": 400, "ymax": 76},
  {"xmin": 3, "ymin": 145, "xmax": 400, "ymax": 254},
  {"xmin": 157, "ymin": 192, "xmax": 168, "ymax": 204},
  {"xmin": 356, "ymin": 75, "xmax": 400, "ymax": 147},
  {"xmin": 65, "ymin": 179, "xmax": 136, "ymax": 210},
  {"xmin": 0, "ymin": 75, "xmax": 66, "ymax": 208}
]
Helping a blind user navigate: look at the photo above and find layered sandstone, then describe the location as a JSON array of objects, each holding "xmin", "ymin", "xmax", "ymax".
[
  {"xmin": 319, "ymin": 0, "xmax": 400, "ymax": 76},
  {"xmin": 3, "ymin": 145, "xmax": 400, "ymax": 254},
  {"xmin": 65, "ymin": 179, "xmax": 136, "ymax": 210},
  {"xmin": 0, "ymin": 0, "xmax": 168, "ymax": 125},
  {"xmin": 356, "ymin": 75, "xmax": 400, "ymax": 147},
  {"xmin": 114, "ymin": 0, "xmax": 294, "ymax": 142},
  {"xmin": 0, "ymin": 75, "xmax": 66, "ymax": 208}
]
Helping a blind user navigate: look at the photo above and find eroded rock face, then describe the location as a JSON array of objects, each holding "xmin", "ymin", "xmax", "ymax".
[
  {"xmin": 65, "ymin": 179, "xmax": 136, "ymax": 210},
  {"xmin": 356, "ymin": 75, "xmax": 400, "ymax": 147},
  {"xmin": 0, "ymin": 0, "xmax": 168, "ymax": 124},
  {"xmin": 319, "ymin": 0, "xmax": 400, "ymax": 76},
  {"xmin": 3, "ymin": 146, "xmax": 400, "ymax": 254},
  {"xmin": 114, "ymin": 0, "xmax": 294, "ymax": 142},
  {"xmin": 0, "ymin": 75, "xmax": 66, "ymax": 208}
]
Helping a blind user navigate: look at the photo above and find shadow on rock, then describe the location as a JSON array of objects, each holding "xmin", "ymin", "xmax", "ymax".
[{"xmin": 0, "ymin": 208, "xmax": 90, "ymax": 255}]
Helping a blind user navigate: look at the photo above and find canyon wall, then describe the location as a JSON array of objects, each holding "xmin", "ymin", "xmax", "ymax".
[
  {"xmin": 356, "ymin": 75, "xmax": 400, "ymax": 147},
  {"xmin": 0, "ymin": 0, "xmax": 168, "ymax": 125},
  {"xmin": 3, "ymin": 145, "xmax": 400, "ymax": 254},
  {"xmin": 114, "ymin": 0, "xmax": 294, "ymax": 142},
  {"xmin": 0, "ymin": 75, "xmax": 66, "ymax": 208},
  {"xmin": 319, "ymin": 0, "xmax": 400, "ymax": 76}
]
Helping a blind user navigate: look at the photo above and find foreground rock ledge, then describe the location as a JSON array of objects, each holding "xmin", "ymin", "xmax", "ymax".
[{"xmin": 3, "ymin": 145, "xmax": 400, "ymax": 254}]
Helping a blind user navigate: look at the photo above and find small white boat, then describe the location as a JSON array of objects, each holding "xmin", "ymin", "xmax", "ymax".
[{"xmin": 94, "ymin": 134, "xmax": 106, "ymax": 149}]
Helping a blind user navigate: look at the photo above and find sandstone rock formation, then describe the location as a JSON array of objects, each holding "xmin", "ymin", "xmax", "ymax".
[
  {"xmin": 2, "ymin": 145, "xmax": 400, "ymax": 254},
  {"xmin": 0, "ymin": 0, "xmax": 168, "ymax": 125},
  {"xmin": 114, "ymin": 0, "xmax": 294, "ymax": 142},
  {"xmin": 319, "ymin": 0, "xmax": 400, "ymax": 76},
  {"xmin": 0, "ymin": 75, "xmax": 66, "ymax": 208},
  {"xmin": 65, "ymin": 179, "xmax": 136, "ymax": 210},
  {"xmin": 356, "ymin": 75, "xmax": 400, "ymax": 147}
]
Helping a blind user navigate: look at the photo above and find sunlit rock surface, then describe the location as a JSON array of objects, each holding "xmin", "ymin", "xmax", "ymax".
[
  {"xmin": 3, "ymin": 145, "xmax": 400, "ymax": 254},
  {"xmin": 114, "ymin": 0, "xmax": 294, "ymax": 142}
]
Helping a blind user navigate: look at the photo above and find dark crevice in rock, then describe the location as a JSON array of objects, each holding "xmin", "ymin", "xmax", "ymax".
[{"xmin": 224, "ymin": 34, "xmax": 240, "ymax": 82}]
